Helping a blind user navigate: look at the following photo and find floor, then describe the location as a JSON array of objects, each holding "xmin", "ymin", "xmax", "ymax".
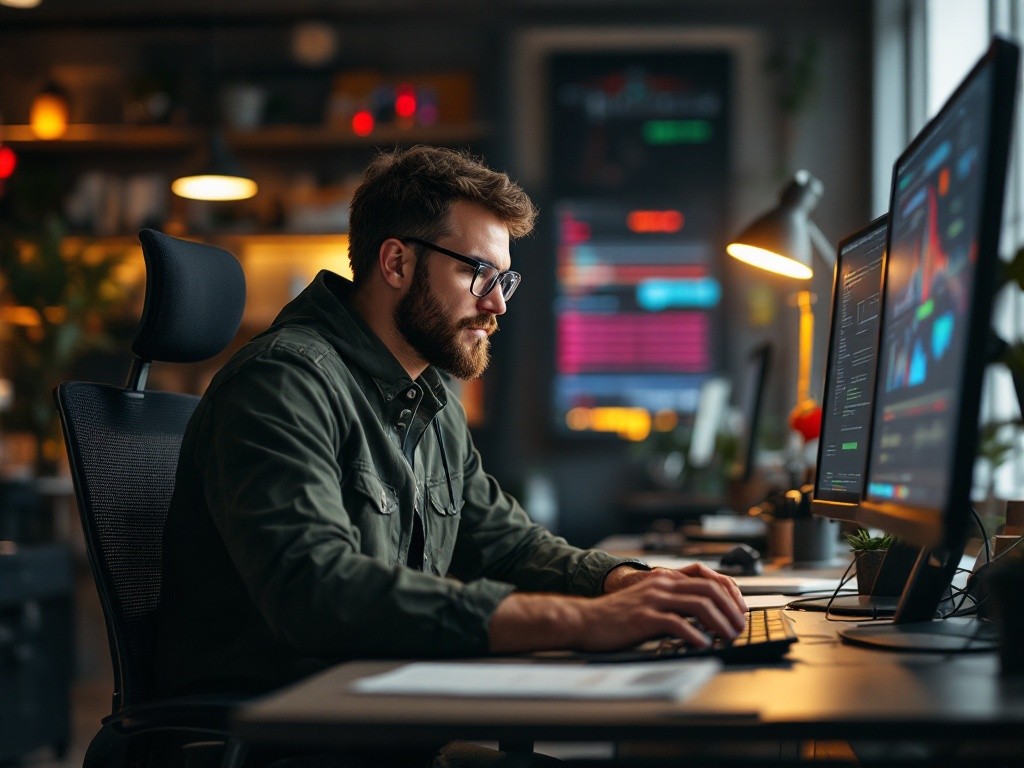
[{"xmin": 16, "ymin": 560, "xmax": 112, "ymax": 768}]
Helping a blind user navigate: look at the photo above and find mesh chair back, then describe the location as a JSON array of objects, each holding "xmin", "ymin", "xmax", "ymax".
[
  {"xmin": 55, "ymin": 383, "xmax": 200, "ymax": 712},
  {"xmin": 54, "ymin": 229, "xmax": 243, "ymax": 715}
]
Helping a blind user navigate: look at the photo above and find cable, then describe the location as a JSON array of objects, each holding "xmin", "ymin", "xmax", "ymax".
[
  {"xmin": 783, "ymin": 559, "xmax": 878, "ymax": 622},
  {"xmin": 954, "ymin": 533, "xmax": 1024, "ymax": 618},
  {"xmin": 969, "ymin": 505, "xmax": 992, "ymax": 565}
]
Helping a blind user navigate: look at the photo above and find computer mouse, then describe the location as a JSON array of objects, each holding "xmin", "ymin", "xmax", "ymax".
[{"xmin": 718, "ymin": 543, "xmax": 763, "ymax": 576}]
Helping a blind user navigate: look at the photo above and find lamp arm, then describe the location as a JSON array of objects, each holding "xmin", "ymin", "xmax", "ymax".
[{"xmin": 807, "ymin": 221, "xmax": 836, "ymax": 268}]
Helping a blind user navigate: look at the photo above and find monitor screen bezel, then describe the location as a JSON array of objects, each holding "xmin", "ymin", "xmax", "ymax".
[
  {"xmin": 857, "ymin": 37, "xmax": 1019, "ymax": 552},
  {"xmin": 811, "ymin": 213, "xmax": 890, "ymax": 521}
]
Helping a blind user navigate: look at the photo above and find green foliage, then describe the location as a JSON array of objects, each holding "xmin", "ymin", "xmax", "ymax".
[
  {"xmin": 767, "ymin": 37, "xmax": 821, "ymax": 116},
  {"xmin": 845, "ymin": 528, "xmax": 894, "ymax": 552},
  {"xmin": 0, "ymin": 213, "xmax": 129, "ymax": 470}
]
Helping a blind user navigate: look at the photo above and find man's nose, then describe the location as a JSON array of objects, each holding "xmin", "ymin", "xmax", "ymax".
[{"xmin": 478, "ymin": 287, "xmax": 507, "ymax": 316}]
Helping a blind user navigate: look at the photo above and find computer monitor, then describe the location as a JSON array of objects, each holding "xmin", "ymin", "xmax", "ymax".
[
  {"xmin": 811, "ymin": 214, "xmax": 888, "ymax": 520},
  {"xmin": 688, "ymin": 377, "xmax": 731, "ymax": 470},
  {"xmin": 805, "ymin": 214, "xmax": 906, "ymax": 615},
  {"xmin": 842, "ymin": 37, "xmax": 1019, "ymax": 652},
  {"xmin": 731, "ymin": 343, "xmax": 772, "ymax": 482}
]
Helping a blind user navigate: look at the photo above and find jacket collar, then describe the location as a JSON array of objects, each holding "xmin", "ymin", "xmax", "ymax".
[{"xmin": 269, "ymin": 270, "xmax": 448, "ymax": 409}]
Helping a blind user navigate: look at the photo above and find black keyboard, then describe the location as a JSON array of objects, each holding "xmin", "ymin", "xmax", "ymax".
[{"xmin": 584, "ymin": 608, "xmax": 798, "ymax": 665}]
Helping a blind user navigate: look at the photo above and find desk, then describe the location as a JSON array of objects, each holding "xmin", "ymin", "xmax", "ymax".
[{"xmin": 233, "ymin": 610, "xmax": 1024, "ymax": 764}]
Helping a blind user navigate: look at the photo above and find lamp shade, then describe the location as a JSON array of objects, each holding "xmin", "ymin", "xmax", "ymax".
[
  {"xmin": 727, "ymin": 170, "xmax": 824, "ymax": 280},
  {"xmin": 171, "ymin": 133, "xmax": 257, "ymax": 201}
]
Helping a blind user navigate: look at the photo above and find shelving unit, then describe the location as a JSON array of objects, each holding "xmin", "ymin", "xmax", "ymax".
[{"xmin": 2, "ymin": 122, "xmax": 491, "ymax": 152}]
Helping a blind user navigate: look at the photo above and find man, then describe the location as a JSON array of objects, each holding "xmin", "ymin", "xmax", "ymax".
[{"xmin": 155, "ymin": 145, "xmax": 745, "ymax": 755}]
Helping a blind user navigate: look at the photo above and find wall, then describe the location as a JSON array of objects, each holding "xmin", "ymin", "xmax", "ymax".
[{"xmin": 480, "ymin": 1, "xmax": 876, "ymax": 546}]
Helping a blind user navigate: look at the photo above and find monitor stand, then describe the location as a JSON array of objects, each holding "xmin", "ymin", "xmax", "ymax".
[
  {"xmin": 796, "ymin": 594, "xmax": 899, "ymax": 618},
  {"xmin": 837, "ymin": 542, "xmax": 999, "ymax": 652},
  {"xmin": 839, "ymin": 616, "xmax": 998, "ymax": 652}
]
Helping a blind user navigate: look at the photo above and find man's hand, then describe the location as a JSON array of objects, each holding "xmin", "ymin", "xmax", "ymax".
[
  {"xmin": 488, "ymin": 566, "xmax": 747, "ymax": 655},
  {"xmin": 605, "ymin": 562, "xmax": 746, "ymax": 611}
]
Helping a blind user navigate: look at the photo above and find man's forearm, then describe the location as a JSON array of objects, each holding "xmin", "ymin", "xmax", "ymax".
[{"xmin": 487, "ymin": 592, "xmax": 585, "ymax": 654}]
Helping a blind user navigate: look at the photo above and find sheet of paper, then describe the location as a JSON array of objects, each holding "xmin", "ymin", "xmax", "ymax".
[
  {"xmin": 742, "ymin": 594, "xmax": 793, "ymax": 609},
  {"xmin": 351, "ymin": 659, "xmax": 722, "ymax": 701}
]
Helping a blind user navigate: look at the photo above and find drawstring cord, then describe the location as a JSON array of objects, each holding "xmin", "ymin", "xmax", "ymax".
[{"xmin": 432, "ymin": 419, "xmax": 458, "ymax": 515}]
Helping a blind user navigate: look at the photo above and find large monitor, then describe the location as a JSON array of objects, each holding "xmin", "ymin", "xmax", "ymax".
[
  {"xmin": 811, "ymin": 214, "xmax": 889, "ymax": 520},
  {"xmin": 842, "ymin": 37, "xmax": 1020, "ymax": 651}
]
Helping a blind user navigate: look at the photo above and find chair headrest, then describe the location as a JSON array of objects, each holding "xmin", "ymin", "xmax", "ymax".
[{"xmin": 133, "ymin": 229, "xmax": 246, "ymax": 364}]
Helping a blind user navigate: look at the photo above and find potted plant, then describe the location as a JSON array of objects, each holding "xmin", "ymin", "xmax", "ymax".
[
  {"xmin": 845, "ymin": 528, "xmax": 894, "ymax": 596},
  {"xmin": 0, "ymin": 212, "xmax": 130, "ymax": 475}
]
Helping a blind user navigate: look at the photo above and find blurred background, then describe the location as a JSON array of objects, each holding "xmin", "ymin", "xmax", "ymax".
[{"xmin": 2, "ymin": 0, "xmax": 1024, "ymax": 764}]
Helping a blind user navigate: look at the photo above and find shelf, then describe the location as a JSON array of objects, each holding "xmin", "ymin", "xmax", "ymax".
[{"xmin": 2, "ymin": 122, "xmax": 490, "ymax": 152}]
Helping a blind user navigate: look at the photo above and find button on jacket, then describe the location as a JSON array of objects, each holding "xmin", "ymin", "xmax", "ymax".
[{"xmin": 155, "ymin": 270, "xmax": 635, "ymax": 696}]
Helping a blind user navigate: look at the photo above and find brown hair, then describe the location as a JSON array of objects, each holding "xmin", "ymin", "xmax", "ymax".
[{"xmin": 347, "ymin": 145, "xmax": 536, "ymax": 285}]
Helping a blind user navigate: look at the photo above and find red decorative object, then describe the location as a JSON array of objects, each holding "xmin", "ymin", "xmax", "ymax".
[
  {"xmin": 0, "ymin": 146, "xmax": 16, "ymax": 179},
  {"xmin": 789, "ymin": 399, "xmax": 822, "ymax": 441},
  {"xmin": 351, "ymin": 110, "xmax": 374, "ymax": 136}
]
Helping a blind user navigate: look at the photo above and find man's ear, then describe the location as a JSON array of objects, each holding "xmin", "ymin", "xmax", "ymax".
[{"xmin": 379, "ymin": 238, "xmax": 415, "ymax": 290}]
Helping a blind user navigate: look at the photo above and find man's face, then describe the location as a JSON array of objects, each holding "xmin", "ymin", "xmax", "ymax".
[{"xmin": 395, "ymin": 201, "xmax": 511, "ymax": 380}]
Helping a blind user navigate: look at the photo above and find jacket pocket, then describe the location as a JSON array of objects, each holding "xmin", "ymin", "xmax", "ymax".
[
  {"xmin": 348, "ymin": 470, "xmax": 398, "ymax": 516},
  {"xmin": 343, "ymin": 469, "xmax": 400, "ymax": 561},
  {"xmin": 424, "ymin": 478, "xmax": 464, "ymax": 575}
]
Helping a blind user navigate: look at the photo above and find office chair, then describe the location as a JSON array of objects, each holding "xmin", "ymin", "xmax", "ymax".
[{"xmin": 53, "ymin": 228, "xmax": 247, "ymax": 768}]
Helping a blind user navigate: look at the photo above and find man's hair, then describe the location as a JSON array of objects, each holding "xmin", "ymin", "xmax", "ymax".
[{"xmin": 347, "ymin": 145, "xmax": 537, "ymax": 285}]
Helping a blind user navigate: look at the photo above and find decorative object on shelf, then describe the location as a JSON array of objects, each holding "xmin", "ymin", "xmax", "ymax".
[
  {"xmin": 220, "ymin": 83, "xmax": 268, "ymax": 130},
  {"xmin": 171, "ymin": 132, "xmax": 257, "ymax": 202},
  {"xmin": 327, "ymin": 71, "xmax": 473, "ymax": 135},
  {"xmin": 291, "ymin": 21, "xmax": 338, "ymax": 68},
  {"xmin": 29, "ymin": 82, "xmax": 70, "ymax": 140},
  {"xmin": 0, "ymin": 113, "xmax": 16, "ymax": 201},
  {"xmin": 0, "ymin": 145, "xmax": 16, "ymax": 182}
]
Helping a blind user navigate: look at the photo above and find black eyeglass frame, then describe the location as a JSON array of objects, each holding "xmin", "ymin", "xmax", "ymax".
[{"xmin": 399, "ymin": 236, "xmax": 521, "ymax": 300}]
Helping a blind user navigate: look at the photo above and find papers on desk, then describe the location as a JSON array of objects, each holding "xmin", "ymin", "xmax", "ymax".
[{"xmin": 351, "ymin": 659, "xmax": 722, "ymax": 701}]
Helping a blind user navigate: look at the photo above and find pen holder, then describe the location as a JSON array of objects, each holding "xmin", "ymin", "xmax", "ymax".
[
  {"xmin": 791, "ymin": 517, "xmax": 838, "ymax": 567},
  {"xmin": 766, "ymin": 518, "xmax": 793, "ymax": 560}
]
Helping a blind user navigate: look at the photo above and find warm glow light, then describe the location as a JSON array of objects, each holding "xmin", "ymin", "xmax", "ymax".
[
  {"xmin": 171, "ymin": 174, "xmax": 258, "ymax": 201},
  {"xmin": 0, "ymin": 0, "xmax": 43, "ymax": 8},
  {"xmin": 29, "ymin": 90, "xmax": 69, "ymax": 140},
  {"xmin": 626, "ymin": 210, "xmax": 684, "ymax": 233},
  {"xmin": 726, "ymin": 243, "xmax": 813, "ymax": 280},
  {"xmin": 0, "ymin": 146, "xmax": 16, "ymax": 179},
  {"xmin": 351, "ymin": 110, "xmax": 374, "ymax": 136},
  {"xmin": 564, "ymin": 406, "xmax": 651, "ymax": 441}
]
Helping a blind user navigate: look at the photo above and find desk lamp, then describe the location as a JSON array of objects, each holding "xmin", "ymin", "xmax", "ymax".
[
  {"xmin": 171, "ymin": 133, "xmax": 258, "ymax": 202},
  {"xmin": 727, "ymin": 170, "xmax": 834, "ymax": 446}
]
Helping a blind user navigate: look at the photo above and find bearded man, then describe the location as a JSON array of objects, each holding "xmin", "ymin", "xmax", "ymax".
[{"xmin": 155, "ymin": 145, "xmax": 744, "ymax": 765}]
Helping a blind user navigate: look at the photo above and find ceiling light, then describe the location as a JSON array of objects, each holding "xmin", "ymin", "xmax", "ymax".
[{"xmin": 171, "ymin": 134, "xmax": 257, "ymax": 202}]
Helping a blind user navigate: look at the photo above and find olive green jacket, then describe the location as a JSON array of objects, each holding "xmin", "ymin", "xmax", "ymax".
[{"xmin": 155, "ymin": 270, "xmax": 635, "ymax": 696}]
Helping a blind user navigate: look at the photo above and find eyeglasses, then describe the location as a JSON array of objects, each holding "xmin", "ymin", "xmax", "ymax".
[{"xmin": 400, "ymin": 237, "xmax": 521, "ymax": 301}]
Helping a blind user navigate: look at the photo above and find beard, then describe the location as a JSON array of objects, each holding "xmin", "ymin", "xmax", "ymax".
[{"xmin": 396, "ymin": 264, "xmax": 498, "ymax": 380}]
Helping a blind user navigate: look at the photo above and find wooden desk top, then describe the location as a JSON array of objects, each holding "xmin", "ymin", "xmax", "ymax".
[{"xmin": 233, "ymin": 610, "xmax": 1024, "ymax": 752}]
